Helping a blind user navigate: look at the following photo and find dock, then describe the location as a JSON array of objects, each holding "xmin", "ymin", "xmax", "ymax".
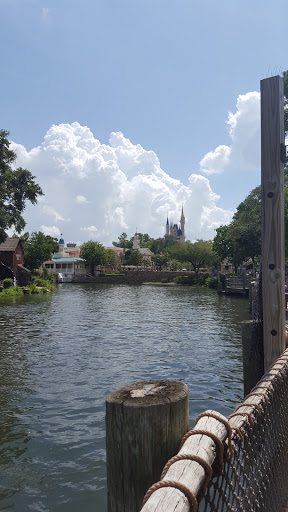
[{"xmin": 221, "ymin": 275, "xmax": 253, "ymax": 296}]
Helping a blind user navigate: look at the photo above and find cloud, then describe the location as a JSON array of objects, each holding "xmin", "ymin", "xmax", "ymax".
[
  {"xmin": 80, "ymin": 225, "xmax": 98, "ymax": 240},
  {"xmin": 41, "ymin": 7, "xmax": 49, "ymax": 20},
  {"xmin": 76, "ymin": 195, "xmax": 88, "ymax": 204},
  {"xmin": 81, "ymin": 225, "xmax": 98, "ymax": 232},
  {"xmin": 199, "ymin": 145, "xmax": 231, "ymax": 176},
  {"xmin": 41, "ymin": 225, "xmax": 61, "ymax": 238},
  {"xmin": 42, "ymin": 205, "xmax": 65, "ymax": 222},
  {"xmin": 200, "ymin": 92, "xmax": 260, "ymax": 175},
  {"xmin": 11, "ymin": 122, "xmax": 234, "ymax": 244}
]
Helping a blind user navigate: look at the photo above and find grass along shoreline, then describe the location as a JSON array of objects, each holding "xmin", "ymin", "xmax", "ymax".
[{"xmin": 0, "ymin": 275, "xmax": 55, "ymax": 297}]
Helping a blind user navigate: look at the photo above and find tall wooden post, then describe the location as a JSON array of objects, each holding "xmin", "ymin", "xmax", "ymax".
[
  {"xmin": 261, "ymin": 75, "xmax": 285, "ymax": 371},
  {"xmin": 242, "ymin": 319, "xmax": 264, "ymax": 395},
  {"xmin": 106, "ymin": 379, "xmax": 188, "ymax": 512}
]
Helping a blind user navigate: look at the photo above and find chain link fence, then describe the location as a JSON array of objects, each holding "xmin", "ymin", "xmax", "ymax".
[{"xmin": 199, "ymin": 354, "xmax": 288, "ymax": 511}]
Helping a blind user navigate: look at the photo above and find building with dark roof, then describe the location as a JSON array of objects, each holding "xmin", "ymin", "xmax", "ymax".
[{"xmin": 0, "ymin": 237, "xmax": 31, "ymax": 285}]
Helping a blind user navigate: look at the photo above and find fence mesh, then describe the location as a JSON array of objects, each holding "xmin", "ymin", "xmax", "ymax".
[{"xmin": 198, "ymin": 352, "xmax": 288, "ymax": 512}]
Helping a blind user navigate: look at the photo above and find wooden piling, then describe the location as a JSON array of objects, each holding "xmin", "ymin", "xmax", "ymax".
[
  {"xmin": 217, "ymin": 281, "xmax": 222, "ymax": 294},
  {"xmin": 261, "ymin": 75, "xmax": 285, "ymax": 371},
  {"xmin": 241, "ymin": 319, "xmax": 264, "ymax": 396},
  {"xmin": 106, "ymin": 379, "xmax": 189, "ymax": 512}
]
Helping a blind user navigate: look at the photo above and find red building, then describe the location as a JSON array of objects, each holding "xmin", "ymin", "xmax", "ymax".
[{"xmin": 0, "ymin": 237, "xmax": 30, "ymax": 285}]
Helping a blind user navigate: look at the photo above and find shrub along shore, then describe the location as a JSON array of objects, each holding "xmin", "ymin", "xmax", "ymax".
[
  {"xmin": 0, "ymin": 274, "xmax": 55, "ymax": 297},
  {"xmin": 0, "ymin": 271, "xmax": 218, "ymax": 296},
  {"xmin": 74, "ymin": 271, "xmax": 218, "ymax": 288}
]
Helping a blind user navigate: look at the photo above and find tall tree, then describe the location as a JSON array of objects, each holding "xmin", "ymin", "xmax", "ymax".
[
  {"xmin": 185, "ymin": 240, "xmax": 214, "ymax": 273},
  {"xmin": 23, "ymin": 231, "xmax": 55, "ymax": 271},
  {"xmin": 212, "ymin": 225, "xmax": 233, "ymax": 263},
  {"xmin": 0, "ymin": 130, "xmax": 43, "ymax": 243},
  {"xmin": 212, "ymin": 187, "xmax": 261, "ymax": 272},
  {"xmin": 152, "ymin": 253, "xmax": 168, "ymax": 271},
  {"xmin": 112, "ymin": 233, "xmax": 133, "ymax": 249},
  {"xmin": 127, "ymin": 249, "xmax": 143, "ymax": 267},
  {"xmin": 105, "ymin": 249, "xmax": 120, "ymax": 269},
  {"xmin": 80, "ymin": 241, "xmax": 107, "ymax": 275},
  {"xmin": 167, "ymin": 241, "xmax": 188, "ymax": 263},
  {"xmin": 229, "ymin": 186, "xmax": 261, "ymax": 266}
]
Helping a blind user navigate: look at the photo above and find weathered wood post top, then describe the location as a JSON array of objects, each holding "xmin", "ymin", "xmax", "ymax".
[{"xmin": 106, "ymin": 379, "xmax": 189, "ymax": 512}]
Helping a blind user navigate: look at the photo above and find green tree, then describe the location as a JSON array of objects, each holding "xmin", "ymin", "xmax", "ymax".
[
  {"xmin": 128, "ymin": 232, "xmax": 152, "ymax": 248},
  {"xmin": 212, "ymin": 225, "xmax": 232, "ymax": 263},
  {"xmin": 167, "ymin": 242, "xmax": 187, "ymax": 263},
  {"xmin": 168, "ymin": 258, "xmax": 182, "ymax": 271},
  {"xmin": 105, "ymin": 249, "xmax": 120, "ymax": 269},
  {"xmin": 0, "ymin": 130, "xmax": 43, "ymax": 243},
  {"xmin": 112, "ymin": 232, "xmax": 133, "ymax": 249},
  {"xmin": 138, "ymin": 233, "xmax": 152, "ymax": 247},
  {"xmin": 23, "ymin": 231, "xmax": 55, "ymax": 271},
  {"xmin": 150, "ymin": 237, "xmax": 166, "ymax": 254},
  {"xmin": 152, "ymin": 253, "xmax": 168, "ymax": 270},
  {"xmin": 229, "ymin": 186, "xmax": 261, "ymax": 267},
  {"xmin": 163, "ymin": 234, "xmax": 179, "ymax": 249},
  {"xmin": 80, "ymin": 241, "xmax": 107, "ymax": 275},
  {"xmin": 212, "ymin": 187, "xmax": 263, "ymax": 272},
  {"xmin": 124, "ymin": 249, "xmax": 143, "ymax": 267},
  {"xmin": 185, "ymin": 240, "xmax": 213, "ymax": 273},
  {"xmin": 112, "ymin": 232, "xmax": 178, "ymax": 255}
]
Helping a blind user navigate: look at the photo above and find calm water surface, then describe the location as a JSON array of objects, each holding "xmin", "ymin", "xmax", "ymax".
[{"xmin": 0, "ymin": 284, "xmax": 250, "ymax": 511}]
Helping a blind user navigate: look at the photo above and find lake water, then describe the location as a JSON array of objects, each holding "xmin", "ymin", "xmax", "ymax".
[{"xmin": 0, "ymin": 284, "xmax": 250, "ymax": 511}]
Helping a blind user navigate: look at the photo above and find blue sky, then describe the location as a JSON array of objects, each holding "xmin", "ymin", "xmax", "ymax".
[{"xmin": 1, "ymin": 0, "xmax": 287, "ymax": 245}]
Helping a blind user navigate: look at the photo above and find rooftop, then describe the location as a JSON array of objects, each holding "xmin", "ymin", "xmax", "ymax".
[{"xmin": 0, "ymin": 237, "xmax": 21, "ymax": 252}]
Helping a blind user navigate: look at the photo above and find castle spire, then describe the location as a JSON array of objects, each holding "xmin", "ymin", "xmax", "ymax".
[
  {"xmin": 180, "ymin": 204, "xmax": 185, "ymax": 244},
  {"xmin": 181, "ymin": 204, "xmax": 185, "ymax": 220},
  {"xmin": 166, "ymin": 214, "xmax": 169, "ymax": 236}
]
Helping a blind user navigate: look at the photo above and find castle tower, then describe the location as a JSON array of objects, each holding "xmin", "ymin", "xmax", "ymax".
[
  {"xmin": 166, "ymin": 216, "xmax": 169, "ymax": 236},
  {"xmin": 165, "ymin": 206, "xmax": 185, "ymax": 243},
  {"xmin": 59, "ymin": 234, "xmax": 65, "ymax": 253},
  {"xmin": 180, "ymin": 205, "xmax": 185, "ymax": 244},
  {"xmin": 132, "ymin": 232, "xmax": 140, "ymax": 250}
]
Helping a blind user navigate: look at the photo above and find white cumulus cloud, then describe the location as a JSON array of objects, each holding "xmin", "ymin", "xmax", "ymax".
[
  {"xmin": 200, "ymin": 91, "xmax": 260, "ymax": 175},
  {"xmin": 41, "ymin": 225, "xmax": 61, "ymax": 238},
  {"xmin": 81, "ymin": 225, "xmax": 98, "ymax": 232},
  {"xmin": 200, "ymin": 145, "xmax": 231, "ymax": 175},
  {"xmin": 11, "ymin": 121, "xmax": 235, "ymax": 245}
]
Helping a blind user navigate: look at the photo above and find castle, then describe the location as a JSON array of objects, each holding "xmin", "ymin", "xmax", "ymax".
[{"xmin": 165, "ymin": 206, "xmax": 185, "ymax": 244}]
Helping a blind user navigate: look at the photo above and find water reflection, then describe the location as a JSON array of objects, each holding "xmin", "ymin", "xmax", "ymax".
[{"xmin": 0, "ymin": 284, "xmax": 250, "ymax": 511}]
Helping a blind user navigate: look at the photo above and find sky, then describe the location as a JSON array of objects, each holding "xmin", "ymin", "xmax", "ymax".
[{"xmin": 1, "ymin": 0, "xmax": 287, "ymax": 246}]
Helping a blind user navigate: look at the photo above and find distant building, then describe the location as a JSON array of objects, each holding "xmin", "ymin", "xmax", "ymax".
[
  {"xmin": 165, "ymin": 205, "xmax": 185, "ymax": 244},
  {"xmin": 43, "ymin": 236, "xmax": 86, "ymax": 282},
  {"xmin": 132, "ymin": 232, "xmax": 154, "ymax": 263},
  {"xmin": 0, "ymin": 237, "xmax": 31, "ymax": 285}
]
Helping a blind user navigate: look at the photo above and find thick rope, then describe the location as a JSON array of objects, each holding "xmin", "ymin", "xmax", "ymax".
[
  {"xmin": 228, "ymin": 411, "xmax": 255, "ymax": 427},
  {"xmin": 194, "ymin": 412, "xmax": 233, "ymax": 459},
  {"xmin": 234, "ymin": 402, "xmax": 263, "ymax": 417},
  {"xmin": 142, "ymin": 480, "xmax": 198, "ymax": 511},
  {"xmin": 230, "ymin": 425, "xmax": 243, "ymax": 442},
  {"xmin": 252, "ymin": 382, "xmax": 275, "ymax": 396},
  {"xmin": 179, "ymin": 429, "xmax": 224, "ymax": 473},
  {"xmin": 161, "ymin": 453, "xmax": 212, "ymax": 490},
  {"xmin": 244, "ymin": 391, "xmax": 269, "ymax": 406}
]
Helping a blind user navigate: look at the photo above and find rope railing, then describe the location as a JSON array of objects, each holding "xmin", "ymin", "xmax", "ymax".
[{"xmin": 141, "ymin": 348, "xmax": 288, "ymax": 512}]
